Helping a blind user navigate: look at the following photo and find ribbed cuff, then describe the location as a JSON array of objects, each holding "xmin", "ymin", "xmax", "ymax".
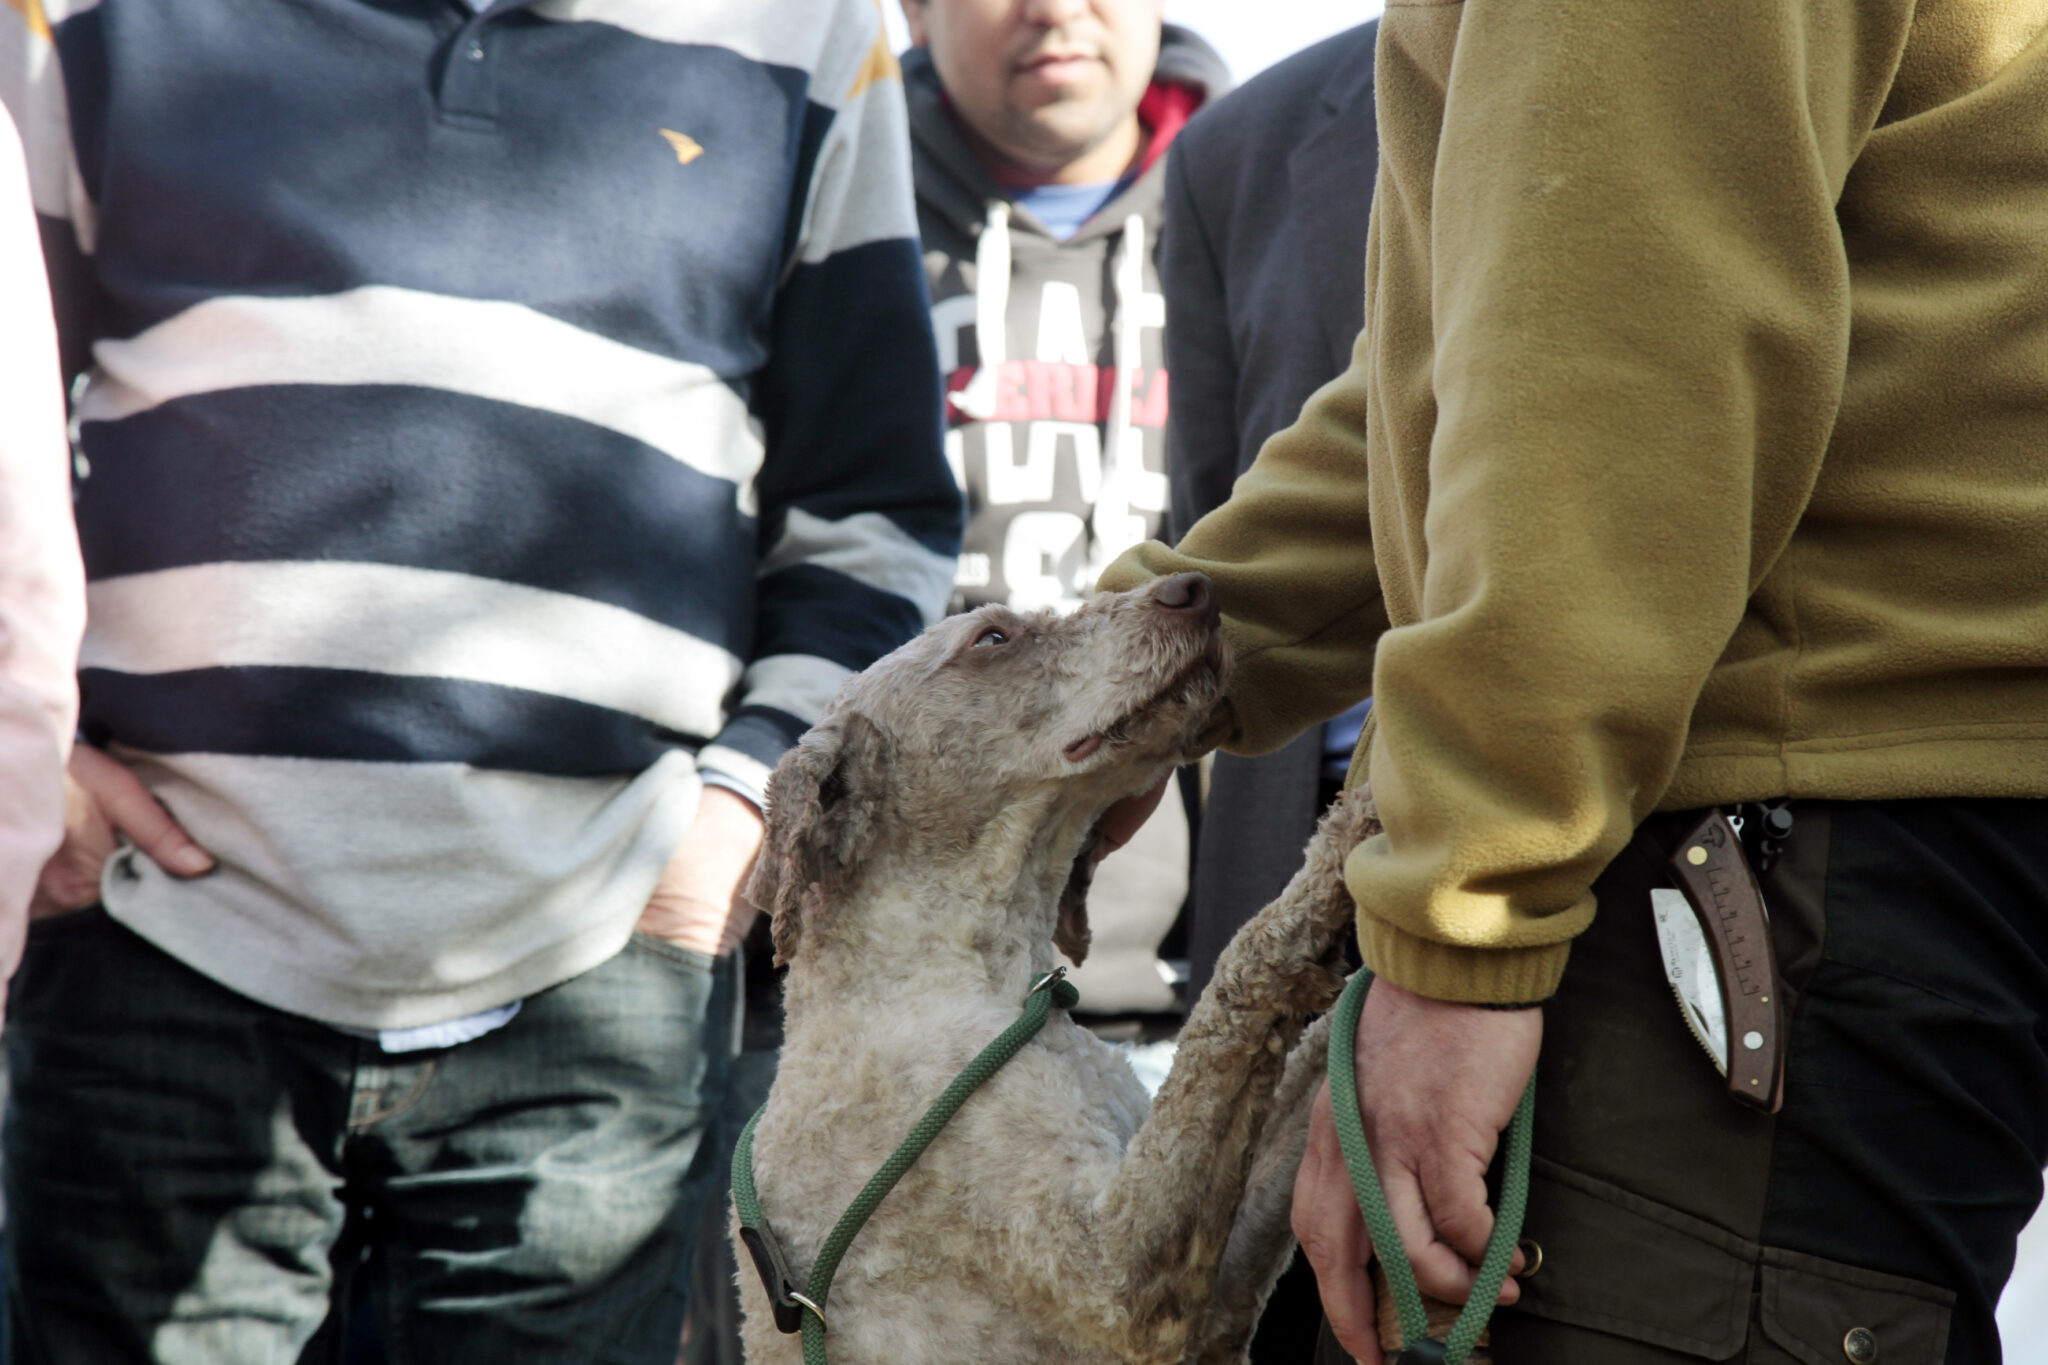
[
  {"xmin": 705, "ymin": 708, "xmax": 806, "ymax": 788},
  {"xmin": 1354, "ymin": 913, "xmax": 1571, "ymax": 1005}
]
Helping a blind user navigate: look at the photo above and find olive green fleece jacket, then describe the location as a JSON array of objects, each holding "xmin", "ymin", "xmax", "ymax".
[{"xmin": 1104, "ymin": 0, "xmax": 2048, "ymax": 1005}]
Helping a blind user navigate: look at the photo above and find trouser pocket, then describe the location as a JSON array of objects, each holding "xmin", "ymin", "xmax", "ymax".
[
  {"xmin": 1751, "ymin": 1249, "xmax": 1953, "ymax": 1365},
  {"xmin": 1496, "ymin": 1158, "xmax": 1954, "ymax": 1365}
]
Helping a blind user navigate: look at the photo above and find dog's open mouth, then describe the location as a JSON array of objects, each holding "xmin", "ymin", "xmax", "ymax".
[{"xmin": 1062, "ymin": 635, "xmax": 1227, "ymax": 764}]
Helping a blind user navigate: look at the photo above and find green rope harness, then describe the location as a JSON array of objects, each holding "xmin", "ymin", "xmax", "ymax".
[
  {"xmin": 732, "ymin": 967, "xmax": 1082, "ymax": 1365},
  {"xmin": 734, "ymin": 964, "xmax": 1532, "ymax": 1365},
  {"xmin": 1327, "ymin": 969, "xmax": 1536, "ymax": 1365}
]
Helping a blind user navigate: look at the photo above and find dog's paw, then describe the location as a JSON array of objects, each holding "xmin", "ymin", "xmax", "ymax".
[
  {"xmin": 1207, "ymin": 787, "xmax": 1385, "ymax": 1012},
  {"xmin": 1287, "ymin": 786, "xmax": 1383, "ymax": 929},
  {"xmin": 1305, "ymin": 785, "xmax": 1382, "ymax": 872},
  {"xmin": 1275, "ymin": 959, "xmax": 1346, "ymax": 1017}
]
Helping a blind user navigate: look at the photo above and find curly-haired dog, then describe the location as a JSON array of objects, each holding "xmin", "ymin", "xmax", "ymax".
[{"xmin": 736, "ymin": 572, "xmax": 1378, "ymax": 1365}]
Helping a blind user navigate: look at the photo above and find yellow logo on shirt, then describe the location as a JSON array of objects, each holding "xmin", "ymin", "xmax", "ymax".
[
  {"xmin": 659, "ymin": 130, "xmax": 704, "ymax": 165},
  {"xmin": 4, "ymin": 0, "xmax": 52, "ymax": 41}
]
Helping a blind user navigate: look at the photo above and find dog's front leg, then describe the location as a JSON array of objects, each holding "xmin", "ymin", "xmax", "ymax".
[
  {"xmin": 1082, "ymin": 791, "xmax": 1379, "ymax": 1365},
  {"xmin": 1191, "ymin": 1009, "xmax": 1334, "ymax": 1365}
]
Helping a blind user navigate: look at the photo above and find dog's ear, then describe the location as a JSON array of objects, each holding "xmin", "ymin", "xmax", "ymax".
[
  {"xmin": 1053, "ymin": 829, "xmax": 1099, "ymax": 966},
  {"xmin": 746, "ymin": 712, "xmax": 890, "ymax": 966}
]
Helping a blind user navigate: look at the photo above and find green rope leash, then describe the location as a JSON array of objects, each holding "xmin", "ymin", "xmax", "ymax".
[
  {"xmin": 733, "ymin": 968, "xmax": 1082, "ymax": 1365},
  {"xmin": 1328, "ymin": 969, "xmax": 1536, "ymax": 1365}
]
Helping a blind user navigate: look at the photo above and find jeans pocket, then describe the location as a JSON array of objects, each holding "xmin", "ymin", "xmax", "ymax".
[
  {"xmin": 13, "ymin": 905, "xmax": 112, "ymax": 1026},
  {"xmin": 1750, "ymin": 1249, "xmax": 1953, "ymax": 1365},
  {"xmin": 627, "ymin": 929, "xmax": 718, "ymax": 974},
  {"xmin": 23, "ymin": 901, "xmax": 108, "ymax": 935}
]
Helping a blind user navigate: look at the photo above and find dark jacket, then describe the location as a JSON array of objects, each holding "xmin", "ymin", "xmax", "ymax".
[{"xmin": 1160, "ymin": 22, "xmax": 1378, "ymax": 999}]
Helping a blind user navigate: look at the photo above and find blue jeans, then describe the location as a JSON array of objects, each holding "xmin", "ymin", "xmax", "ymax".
[{"xmin": 4, "ymin": 907, "xmax": 734, "ymax": 1365}]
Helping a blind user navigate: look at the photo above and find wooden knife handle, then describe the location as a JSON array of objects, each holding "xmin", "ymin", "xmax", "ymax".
[{"xmin": 1666, "ymin": 810, "xmax": 1786, "ymax": 1113}]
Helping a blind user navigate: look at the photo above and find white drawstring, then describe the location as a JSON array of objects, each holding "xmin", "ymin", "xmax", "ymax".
[
  {"xmin": 1092, "ymin": 212, "xmax": 1148, "ymax": 564},
  {"xmin": 958, "ymin": 200, "xmax": 1153, "ymax": 597},
  {"xmin": 953, "ymin": 201, "xmax": 1011, "ymax": 421}
]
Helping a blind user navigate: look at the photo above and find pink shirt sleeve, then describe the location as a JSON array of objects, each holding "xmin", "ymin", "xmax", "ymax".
[{"xmin": 0, "ymin": 101, "xmax": 86, "ymax": 1009}]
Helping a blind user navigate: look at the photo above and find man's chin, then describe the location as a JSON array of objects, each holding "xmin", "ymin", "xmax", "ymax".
[{"xmin": 999, "ymin": 109, "xmax": 1123, "ymax": 171}]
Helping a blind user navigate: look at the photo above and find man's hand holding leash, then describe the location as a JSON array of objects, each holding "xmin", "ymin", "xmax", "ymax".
[{"xmin": 1293, "ymin": 980, "xmax": 1539, "ymax": 1362}]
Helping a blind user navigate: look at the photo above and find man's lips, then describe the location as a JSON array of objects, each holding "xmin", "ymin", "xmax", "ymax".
[{"xmin": 1017, "ymin": 52, "xmax": 1100, "ymax": 82}]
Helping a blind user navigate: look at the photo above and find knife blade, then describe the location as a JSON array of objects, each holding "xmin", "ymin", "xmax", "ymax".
[{"xmin": 1651, "ymin": 887, "xmax": 1726, "ymax": 1073}]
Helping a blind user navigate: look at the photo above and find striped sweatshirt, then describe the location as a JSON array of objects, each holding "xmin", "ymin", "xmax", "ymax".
[{"xmin": 3, "ymin": 0, "xmax": 963, "ymax": 1028}]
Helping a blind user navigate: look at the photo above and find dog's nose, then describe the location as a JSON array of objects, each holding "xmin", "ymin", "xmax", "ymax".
[{"xmin": 1154, "ymin": 572, "xmax": 1218, "ymax": 624}]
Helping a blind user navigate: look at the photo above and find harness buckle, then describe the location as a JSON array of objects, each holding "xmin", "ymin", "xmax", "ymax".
[{"xmin": 738, "ymin": 1221, "xmax": 814, "ymax": 1335}]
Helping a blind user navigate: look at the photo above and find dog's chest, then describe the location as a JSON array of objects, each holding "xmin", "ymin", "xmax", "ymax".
[{"xmin": 739, "ymin": 1021, "xmax": 1151, "ymax": 1363}]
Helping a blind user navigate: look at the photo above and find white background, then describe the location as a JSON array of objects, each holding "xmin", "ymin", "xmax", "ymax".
[{"xmin": 878, "ymin": 2, "xmax": 2048, "ymax": 1349}]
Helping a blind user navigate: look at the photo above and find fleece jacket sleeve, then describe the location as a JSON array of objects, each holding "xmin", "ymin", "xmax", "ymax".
[{"xmin": 1108, "ymin": 0, "xmax": 1908, "ymax": 1003}]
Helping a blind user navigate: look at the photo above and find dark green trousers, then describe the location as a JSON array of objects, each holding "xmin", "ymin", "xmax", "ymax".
[{"xmin": 1317, "ymin": 799, "xmax": 2048, "ymax": 1365}]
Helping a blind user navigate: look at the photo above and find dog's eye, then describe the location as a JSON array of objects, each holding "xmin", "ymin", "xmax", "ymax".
[{"xmin": 973, "ymin": 628, "xmax": 1009, "ymax": 648}]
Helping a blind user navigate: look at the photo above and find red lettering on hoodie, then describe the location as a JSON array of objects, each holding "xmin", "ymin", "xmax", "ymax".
[{"xmin": 944, "ymin": 363, "xmax": 1168, "ymax": 428}]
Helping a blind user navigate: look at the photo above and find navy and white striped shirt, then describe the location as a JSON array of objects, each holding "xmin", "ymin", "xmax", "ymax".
[{"xmin": 4, "ymin": 0, "xmax": 961, "ymax": 1028}]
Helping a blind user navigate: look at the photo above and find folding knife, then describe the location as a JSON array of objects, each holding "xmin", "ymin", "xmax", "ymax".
[{"xmin": 1649, "ymin": 810, "xmax": 1785, "ymax": 1113}]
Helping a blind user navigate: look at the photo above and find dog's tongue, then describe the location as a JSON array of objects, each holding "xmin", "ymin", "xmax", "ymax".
[{"xmin": 1063, "ymin": 733, "xmax": 1105, "ymax": 763}]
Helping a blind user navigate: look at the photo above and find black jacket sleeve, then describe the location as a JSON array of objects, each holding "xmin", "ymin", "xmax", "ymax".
[{"xmin": 1160, "ymin": 143, "xmax": 1242, "ymax": 541}]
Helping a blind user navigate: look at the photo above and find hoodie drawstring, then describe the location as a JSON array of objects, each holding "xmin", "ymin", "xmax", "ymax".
[
  {"xmin": 953, "ymin": 201, "xmax": 1011, "ymax": 423},
  {"xmin": 1093, "ymin": 211, "xmax": 1149, "ymax": 566},
  {"xmin": 957, "ymin": 200, "xmax": 1157, "ymax": 598}
]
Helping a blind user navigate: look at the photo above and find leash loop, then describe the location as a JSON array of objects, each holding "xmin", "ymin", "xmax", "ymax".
[
  {"xmin": 1328, "ymin": 969, "xmax": 1536, "ymax": 1365},
  {"xmin": 733, "ymin": 968, "xmax": 1079, "ymax": 1365}
]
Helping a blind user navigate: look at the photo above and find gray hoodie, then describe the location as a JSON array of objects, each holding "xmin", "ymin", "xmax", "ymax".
[
  {"xmin": 903, "ymin": 27, "xmax": 1229, "ymax": 616},
  {"xmin": 903, "ymin": 28, "xmax": 1229, "ymax": 1016}
]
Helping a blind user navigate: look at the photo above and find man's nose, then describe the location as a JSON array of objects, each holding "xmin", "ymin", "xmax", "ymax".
[{"xmin": 1020, "ymin": 0, "xmax": 1092, "ymax": 28}]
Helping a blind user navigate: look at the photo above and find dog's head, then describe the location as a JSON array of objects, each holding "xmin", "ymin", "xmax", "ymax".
[{"xmin": 747, "ymin": 573, "xmax": 1230, "ymax": 966}]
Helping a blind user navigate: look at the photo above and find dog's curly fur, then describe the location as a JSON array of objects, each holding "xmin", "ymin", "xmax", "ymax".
[{"xmin": 735, "ymin": 576, "xmax": 1378, "ymax": 1365}]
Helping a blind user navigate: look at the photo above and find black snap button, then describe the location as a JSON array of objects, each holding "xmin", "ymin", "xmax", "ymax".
[{"xmin": 1843, "ymin": 1327, "xmax": 1877, "ymax": 1365}]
